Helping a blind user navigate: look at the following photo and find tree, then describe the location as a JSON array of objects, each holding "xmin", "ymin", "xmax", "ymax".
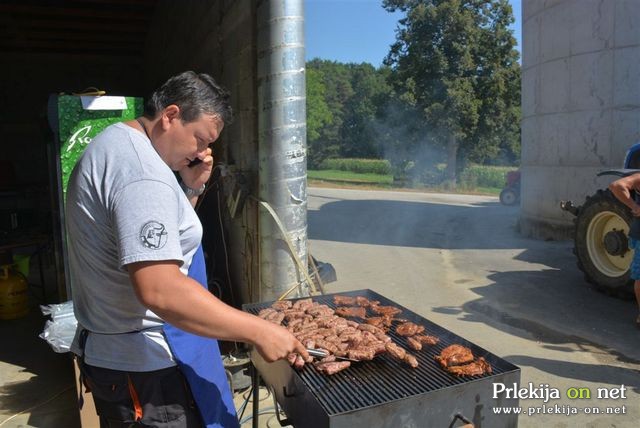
[
  {"xmin": 383, "ymin": 0, "xmax": 521, "ymax": 184},
  {"xmin": 340, "ymin": 63, "xmax": 392, "ymax": 158},
  {"xmin": 306, "ymin": 59, "xmax": 393, "ymax": 166},
  {"xmin": 306, "ymin": 68, "xmax": 334, "ymax": 166}
]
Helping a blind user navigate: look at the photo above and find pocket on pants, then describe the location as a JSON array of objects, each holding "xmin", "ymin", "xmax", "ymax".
[
  {"xmin": 135, "ymin": 367, "xmax": 200, "ymax": 427},
  {"xmin": 83, "ymin": 365, "xmax": 136, "ymax": 423}
]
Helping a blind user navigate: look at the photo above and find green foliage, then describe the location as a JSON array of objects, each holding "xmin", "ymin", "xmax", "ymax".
[
  {"xmin": 308, "ymin": 169, "xmax": 394, "ymax": 185},
  {"xmin": 306, "ymin": 68, "xmax": 333, "ymax": 143},
  {"xmin": 459, "ymin": 165, "xmax": 516, "ymax": 188},
  {"xmin": 318, "ymin": 158, "xmax": 392, "ymax": 175},
  {"xmin": 382, "ymin": 0, "xmax": 521, "ymax": 170},
  {"xmin": 306, "ymin": 59, "xmax": 393, "ymax": 168}
]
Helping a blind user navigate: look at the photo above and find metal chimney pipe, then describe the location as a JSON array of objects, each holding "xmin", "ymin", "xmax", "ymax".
[{"xmin": 256, "ymin": 0, "xmax": 308, "ymax": 302}]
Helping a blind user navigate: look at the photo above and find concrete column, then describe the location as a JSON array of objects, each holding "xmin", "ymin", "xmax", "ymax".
[{"xmin": 520, "ymin": 0, "xmax": 640, "ymax": 239}]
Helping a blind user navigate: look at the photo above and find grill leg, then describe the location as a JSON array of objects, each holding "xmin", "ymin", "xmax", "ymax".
[{"xmin": 252, "ymin": 365, "xmax": 260, "ymax": 428}]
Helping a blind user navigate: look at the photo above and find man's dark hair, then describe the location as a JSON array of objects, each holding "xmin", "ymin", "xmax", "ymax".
[{"xmin": 144, "ymin": 71, "xmax": 233, "ymax": 124}]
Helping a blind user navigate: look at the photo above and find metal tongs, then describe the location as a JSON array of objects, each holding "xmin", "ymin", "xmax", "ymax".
[{"xmin": 307, "ymin": 348, "xmax": 358, "ymax": 362}]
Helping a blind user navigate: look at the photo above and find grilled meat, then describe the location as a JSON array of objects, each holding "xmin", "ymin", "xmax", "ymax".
[
  {"xmin": 292, "ymin": 298, "xmax": 314, "ymax": 311},
  {"xmin": 307, "ymin": 305, "xmax": 334, "ymax": 317},
  {"xmin": 446, "ymin": 357, "xmax": 492, "ymax": 377},
  {"xmin": 435, "ymin": 345, "xmax": 475, "ymax": 368},
  {"xmin": 315, "ymin": 361, "xmax": 351, "ymax": 375},
  {"xmin": 347, "ymin": 349, "xmax": 376, "ymax": 361},
  {"xmin": 356, "ymin": 296, "xmax": 379, "ymax": 307},
  {"xmin": 265, "ymin": 311, "xmax": 285, "ymax": 325},
  {"xmin": 407, "ymin": 336, "xmax": 422, "ymax": 351},
  {"xmin": 415, "ymin": 335, "xmax": 440, "ymax": 346},
  {"xmin": 335, "ymin": 306, "xmax": 367, "ymax": 319},
  {"xmin": 271, "ymin": 300, "xmax": 292, "ymax": 311},
  {"xmin": 258, "ymin": 308, "xmax": 277, "ymax": 319},
  {"xmin": 333, "ymin": 295, "xmax": 357, "ymax": 306},
  {"xmin": 403, "ymin": 353, "xmax": 419, "ymax": 368},
  {"xmin": 385, "ymin": 342, "xmax": 407, "ymax": 360},
  {"xmin": 370, "ymin": 305, "xmax": 402, "ymax": 317},
  {"xmin": 395, "ymin": 322, "xmax": 425, "ymax": 337}
]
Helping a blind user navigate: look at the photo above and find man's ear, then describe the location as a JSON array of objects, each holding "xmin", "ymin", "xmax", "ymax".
[{"xmin": 160, "ymin": 105, "xmax": 180, "ymax": 130}]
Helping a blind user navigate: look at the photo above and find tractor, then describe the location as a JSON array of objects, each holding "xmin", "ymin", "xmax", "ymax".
[
  {"xmin": 499, "ymin": 170, "xmax": 521, "ymax": 206},
  {"xmin": 560, "ymin": 143, "xmax": 640, "ymax": 297}
]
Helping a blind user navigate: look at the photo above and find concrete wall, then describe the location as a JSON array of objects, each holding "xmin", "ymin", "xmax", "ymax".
[
  {"xmin": 520, "ymin": 0, "xmax": 640, "ymax": 239},
  {"xmin": 146, "ymin": 0, "xmax": 260, "ymax": 305}
]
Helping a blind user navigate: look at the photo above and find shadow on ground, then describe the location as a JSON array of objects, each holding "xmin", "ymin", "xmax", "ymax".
[
  {"xmin": 308, "ymin": 198, "xmax": 527, "ymax": 250},
  {"xmin": 0, "ymin": 304, "xmax": 80, "ymax": 427}
]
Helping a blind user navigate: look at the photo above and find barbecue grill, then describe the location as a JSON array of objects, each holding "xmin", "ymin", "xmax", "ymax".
[{"xmin": 243, "ymin": 289, "xmax": 521, "ymax": 427}]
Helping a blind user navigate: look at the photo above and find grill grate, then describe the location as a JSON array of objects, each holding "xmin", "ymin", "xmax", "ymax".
[{"xmin": 244, "ymin": 289, "xmax": 519, "ymax": 416}]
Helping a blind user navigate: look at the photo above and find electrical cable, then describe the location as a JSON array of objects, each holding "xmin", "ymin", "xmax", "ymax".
[
  {"xmin": 217, "ymin": 188, "xmax": 236, "ymax": 308},
  {"xmin": 239, "ymin": 407, "xmax": 276, "ymax": 425},
  {"xmin": 248, "ymin": 197, "xmax": 319, "ymax": 300},
  {"xmin": 236, "ymin": 384, "xmax": 253, "ymax": 423},
  {"xmin": 0, "ymin": 385, "xmax": 74, "ymax": 427}
]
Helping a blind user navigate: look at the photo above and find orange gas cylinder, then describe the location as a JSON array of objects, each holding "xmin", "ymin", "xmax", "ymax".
[{"xmin": 0, "ymin": 262, "xmax": 29, "ymax": 320}]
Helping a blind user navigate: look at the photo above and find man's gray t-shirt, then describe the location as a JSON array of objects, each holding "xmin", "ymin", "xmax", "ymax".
[{"xmin": 66, "ymin": 122, "xmax": 202, "ymax": 372}]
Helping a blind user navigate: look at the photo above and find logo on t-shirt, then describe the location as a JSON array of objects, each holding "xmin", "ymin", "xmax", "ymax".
[{"xmin": 140, "ymin": 221, "xmax": 168, "ymax": 249}]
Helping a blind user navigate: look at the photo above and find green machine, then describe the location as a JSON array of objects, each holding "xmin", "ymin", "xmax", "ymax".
[{"xmin": 48, "ymin": 94, "xmax": 143, "ymax": 299}]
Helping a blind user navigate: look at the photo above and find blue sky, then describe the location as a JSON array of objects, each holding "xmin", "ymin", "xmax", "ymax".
[{"xmin": 305, "ymin": 0, "xmax": 522, "ymax": 66}]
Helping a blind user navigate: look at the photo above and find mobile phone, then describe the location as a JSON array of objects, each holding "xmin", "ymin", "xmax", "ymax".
[{"xmin": 188, "ymin": 158, "xmax": 203, "ymax": 168}]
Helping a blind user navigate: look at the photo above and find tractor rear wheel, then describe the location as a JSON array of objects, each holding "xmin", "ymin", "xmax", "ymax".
[
  {"xmin": 574, "ymin": 189, "xmax": 634, "ymax": 297},
  {"xmin": 500, "ymin": 187, "xmax": 519, "ymax": 206}
]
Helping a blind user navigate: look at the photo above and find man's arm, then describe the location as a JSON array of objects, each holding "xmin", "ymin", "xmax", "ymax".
[
  {"xmin": 128, "ymin": 261, "xmax": 309, "ymax": 363},
  {"xmin": 609, "ymin": 175, "xmax": 640, "ymax": 216}
]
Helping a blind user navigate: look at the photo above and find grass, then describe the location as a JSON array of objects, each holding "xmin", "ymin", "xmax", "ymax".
[
  {"xmin": 308, "ymin": 169, "xmax": 394, "ymax": 186},
  {"xmin": 307, "ymin": 169, "xmax": 503, "ymax": 196}
]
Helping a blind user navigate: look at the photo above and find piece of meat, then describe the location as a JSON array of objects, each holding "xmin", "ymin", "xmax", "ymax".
[
  {"xmin": 415, "ymin": 335, "xmax": 440, "ymax": 346},
  {"xmin": 307, "ymin": 306, "xmax": 334, "ymax": 317},
  {"xmin": 358, "ymin": 323, "xmax": 384, "ymax": 335},
  {"xmin": 435, "ymin": 345, "xmax": 475, "ymax": 368},
  {"xmin": 395, "ymin": 322, "xmax": 425, "ymax": 337},
  {"xmin": 286, "ymin": 318, "xmax": 304, "ymax": 331},
  {"xmin": 335, "ymin": 306, "xmax": 367, "ymax": 319},
  {"xmin": 315, "ymin": 361, "xmax": 351, "ymax": 375},
  {"xmin": 446, "ymin": 357, "xmax": 492, "ymax": 377},
  {"xmin": 371, "ymin": 341, "xmax": 388, "ymax": 354},
  {"xmin": 347, "ymin": 349, "xmax": 375, "ymax": 361},
  {"xmin": 315, "ymin": 339, "xmax": 339, "ymax": 354},
  {"xmin": 271, "ymin": 300, "xmax": 292, "ymax": 311},
  {"xmin": 355, "ymin": 296, "xmax": 379, "ymax": 307},
  {"xmin": 298, "ymin": 321, "xmax": 319, "ymax": 331},
  {"xmin": 292, "ymin": 298, "xmax": 314, "ymax": 311},
  {"xmin": 403, "ymin": 353, "xmax": 419, "ymax": 368},
  {"xmin": 324, "ymin": 335, "xmax": 341, "ymax": 344},
  {"xmin": 385, "ymin": 342, "xmax": 406, "ymax": 360},
  {"xmin": 319, "ymin": 355, "xmax": 336, "ymax": 363},
  {"xmin": 370, "ymin": 305, "xmax": 402, "ymax": 317},
  {"xmin": 302, "ymin": 338, "xmax": 316, "ymax": 349},
  {"xmin": 407, "ymin": 336, "xmax": 422, "ymax": 351},
  {"xmin": 294, "ymin": 354, "xmax": 306, "ymax": 369},
  {"xmin": 333, "ymin": 295, "xmax": 357, "ymax": 306},
  {"xmin": 365, "ymin": 317, "xmax": 385, "ymax": 328},
  {"xmin": 284, "ymin": 310, "xmax": 307, "ymax": 321},
  {"xmin": 258, "ymin": 308, "xmax": 277, "ymax": 319},
  {"xmin": 375, "ymin": 332, "xmax": 392, "ymax": 343},
  {"xmin": 266, "ymin": 311, "xmax": 285, "ymax": 325}
]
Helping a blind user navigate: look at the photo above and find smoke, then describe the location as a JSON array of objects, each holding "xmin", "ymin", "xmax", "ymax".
[{"xmin": 370, "ymin": 101, "xmax": 448, "ymax": 185}]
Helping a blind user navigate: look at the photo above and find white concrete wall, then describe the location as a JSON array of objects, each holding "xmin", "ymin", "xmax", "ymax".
[
  {"xmin": 145, "ymin": 0, "xmax": 260, "ymax": 304},
  {"xmin": 521, "ymin": 0, "xmax": 640, "ymax": 239}
]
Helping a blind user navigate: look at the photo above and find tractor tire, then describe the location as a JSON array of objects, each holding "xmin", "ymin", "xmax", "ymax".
[
  {"xmin": 500, "ymin": 188, "xmax": 519, "ymax": 206},
  {"xmin": 573, "ymin": 189, "xmax": 634, "ymax": 297}
]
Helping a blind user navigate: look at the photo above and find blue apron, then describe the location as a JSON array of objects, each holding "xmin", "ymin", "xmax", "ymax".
[{"xmin": 163, "ymin": 245, "xmax": 239, "ymax": 428}]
